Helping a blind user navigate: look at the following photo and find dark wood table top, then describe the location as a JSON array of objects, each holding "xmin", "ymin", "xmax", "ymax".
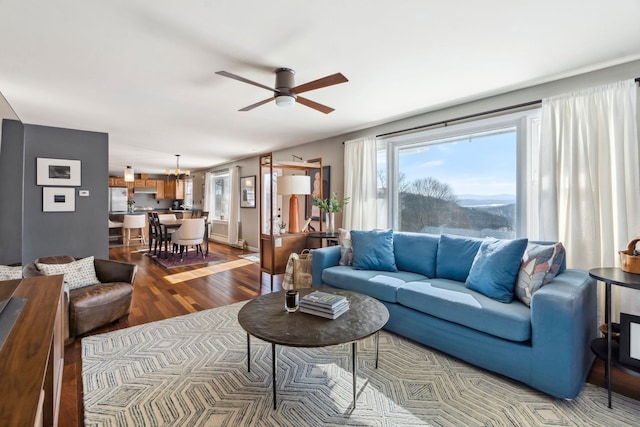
[
  {"xmin": 238, "ymin": 287, "xmax": 389, "ymax": 348},
  {"xmin": 589, "ymin": 267, "xmax": 640, "ymax": 291}
]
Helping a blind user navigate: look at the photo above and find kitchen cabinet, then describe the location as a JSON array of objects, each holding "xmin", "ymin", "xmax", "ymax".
[
  {"xmin": 155, "ymin": 180, "xmax": 165, "ymax": 199},
  {"xmin": 165, "ymin": 179, "xmax": 184, "ymax": 200},
  {"xmin": 109, "ymin": 177, "xmax": 128, "ymax": 187},
  {"xmin": 135, "ymin": 179, "xmax": 158, "ymax": 188}
]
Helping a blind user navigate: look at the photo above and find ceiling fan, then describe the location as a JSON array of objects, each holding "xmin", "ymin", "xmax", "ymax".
[{"xmin": 215, "ymin": 68, "xmax": 348, "ymax": 114}]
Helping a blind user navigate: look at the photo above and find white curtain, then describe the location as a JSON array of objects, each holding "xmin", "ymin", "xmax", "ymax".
[
  {"xmin": 537, "ymin": 80, "xmax": 640, "ymax": 319},
  {"xmin": 203, "ymin": 172, "xmax": 213, "ymax": 237},
  {"xmin": 343, "ymin": 136, "xmax": 379, "ymax": 230},
  {"xmin": 227, "ymin": 166, "xmax": 240, "ymax": 245}
]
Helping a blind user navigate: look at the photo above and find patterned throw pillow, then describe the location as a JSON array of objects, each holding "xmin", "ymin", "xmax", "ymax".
[
  {"xmin": 515, "ymin": 242, "xmax": 566, "ymax": 307},
  {"xmin": 0, "ymin": 265, "xmax": 22, "ymax": 280},
  {"xmin": 36, "ymin": 256, "xmax": 100, "ymax": 290},
  {"xmin": 338, "ymin": 228, "xmax": 353, "ymax": 266}
]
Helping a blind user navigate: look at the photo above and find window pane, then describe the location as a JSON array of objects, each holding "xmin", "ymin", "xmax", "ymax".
[
  {"xmin": 397, "ymin": 127, "xmax": 516, "ymax": 238},
  {"xmin": 213, "ymin": 174, "xmax": 230, "ymax": 220}
]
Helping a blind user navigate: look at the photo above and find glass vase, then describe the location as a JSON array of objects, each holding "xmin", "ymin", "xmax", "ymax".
[{"xmin": 326, "ymin": 212, "xmax": 335, "ymax": 234}]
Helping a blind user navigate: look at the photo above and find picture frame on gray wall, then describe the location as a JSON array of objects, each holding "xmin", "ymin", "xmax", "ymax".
[
  {"xmin": 42, "ymin": 187, "xmax": 75, "ymax": 212},
  {"xmin": 240, "ymin": 175, "xmax": 256, "ymax": 208},
  {"xmin": 36, "ymin": 157, "xmax": 81, "ymax": 186}
]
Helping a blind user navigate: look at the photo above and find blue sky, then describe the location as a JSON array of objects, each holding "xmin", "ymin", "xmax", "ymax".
[{"xmin": 395, "ymin": 130, "xmax": 516, "ymax": 197}]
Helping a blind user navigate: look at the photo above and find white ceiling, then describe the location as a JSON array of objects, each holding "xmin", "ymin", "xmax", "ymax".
[{"xmin": 1, "ymin": 0, "xmax": 640, "ymax": 175}]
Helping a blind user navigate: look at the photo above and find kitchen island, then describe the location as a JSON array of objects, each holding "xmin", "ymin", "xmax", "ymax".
[{"xmin": 108, "ymin": 210, "xmax": 196, "ymax": 246}]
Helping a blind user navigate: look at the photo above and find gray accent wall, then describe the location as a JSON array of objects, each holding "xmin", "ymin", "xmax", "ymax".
[
  {"xmin": 0, "ymin": 120, "xmax": 108, "ymax": 264},
  {"xmin": 0, "ymin": 120, "xmax": 25, "ymax": 265}
]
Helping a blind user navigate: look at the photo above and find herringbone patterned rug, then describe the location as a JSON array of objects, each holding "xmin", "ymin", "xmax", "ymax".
[{"xmin": 82, "ymin": 302, "xmax": 640, "ymax": 426}]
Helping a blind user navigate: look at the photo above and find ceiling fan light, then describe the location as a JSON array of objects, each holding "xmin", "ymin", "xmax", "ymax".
[{"xmin": 275, "ymin": 95, "xmax": 295, "ymax": 108}]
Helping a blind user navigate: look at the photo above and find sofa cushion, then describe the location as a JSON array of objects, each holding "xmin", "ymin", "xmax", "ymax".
[
  {"xmin": 465, "ymin": 237, "xmax": 528, "ymax": 303},
  {"xmin": 515, "ymin": 242, "xmax": 566, "ymax": 306},
  {"xmin": 436, "ymin": 234, "xmax": 483, "ymax": 281},
  {"xmin": 397, "ymin": 278, "xmax": 532, "ymax": 342},
  {"xmin": 393, "ymin": 232, "xmax": 439, "ymax": 278},
  {"xmin": 36, "ymin": 256, "xmax": 100, "ymax": 290},
  {"xmin": 0, "ymin": 265, "xmax": 22, "ymax": 280},
  {"xmin": 351, "ymin": 229, "xmax": 397, "ymax": 272},
  {"xmin": 338, "ymin": 228, "xmax": 353, "ymax": 266},
  {"xmin": 321, "ymin": 266, "xmax": 428, "ymax": 303}
]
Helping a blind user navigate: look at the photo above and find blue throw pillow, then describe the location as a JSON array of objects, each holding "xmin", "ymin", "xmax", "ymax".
[
  {"xmin": 465, "ymin": 237, "xmax": 529, "ymax": 303},
  {"xmin": 393, "ymin": 232, "xmax": 439, "ymax": 278},
  {"xmin": 436, "ymin": 234, "xmax": 483, "ymax": 281},
  {"xmin": 351, "ymin": 229, "xmax": 398, "ymax": 272}
]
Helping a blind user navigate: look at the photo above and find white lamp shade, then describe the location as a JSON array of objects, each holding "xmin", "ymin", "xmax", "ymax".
[
  {"xmin": 124, "ymin": 166, "xmax": 134, "ymax": 182},
  {"xmin": 277, "ymin": 175, "xmax": 310, "ymax": 195}
]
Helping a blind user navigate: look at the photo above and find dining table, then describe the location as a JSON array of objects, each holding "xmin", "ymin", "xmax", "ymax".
[{"xmin": 158, "ymin": 219, "xmax": 209, "ymax": 258}]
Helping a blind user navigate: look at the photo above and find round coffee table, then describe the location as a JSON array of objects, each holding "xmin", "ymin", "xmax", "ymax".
[{"xmin": 237, "ymin": 287, "xmax": 389, "ymax": 409}]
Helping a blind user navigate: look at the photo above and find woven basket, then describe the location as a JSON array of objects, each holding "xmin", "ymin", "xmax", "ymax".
[{"xmin": 619, "ymin": 238, "xmax": 640, "ymax": 274}]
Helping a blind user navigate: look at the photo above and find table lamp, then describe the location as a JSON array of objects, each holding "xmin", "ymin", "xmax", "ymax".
[{"xmin": 277, "ymin": 175, "xmax": 311, "ymax": 233}]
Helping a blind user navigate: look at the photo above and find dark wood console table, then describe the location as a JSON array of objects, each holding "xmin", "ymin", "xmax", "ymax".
[
  {"xmin": 0, "ymin": 275, "xmax": 64, "ymax": 426},
  {"xmin": 589, "ymin": 267, "xmax": 640, "ymax": 408}
]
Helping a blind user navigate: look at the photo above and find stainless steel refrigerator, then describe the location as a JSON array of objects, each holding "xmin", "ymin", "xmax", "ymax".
[{"xmin": 108, "ymin": 187, "xmax": 128, "ymax": 212}]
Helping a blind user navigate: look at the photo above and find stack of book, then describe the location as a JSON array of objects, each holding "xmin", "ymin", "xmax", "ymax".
[{"xmin": 299, "ymin": 290, "xmax": 350, "ymax": 319}]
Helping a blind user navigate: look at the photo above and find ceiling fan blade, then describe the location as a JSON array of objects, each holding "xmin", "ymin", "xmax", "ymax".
[
  {"xmin": 292, "ymin": 73, "xmax": 348, "ymax": 95},
  {"xmin": 239, "ymin": 97, "xmax": 273, "ymax": 112},
  {"xmin": 216, "ymin": 71, "xmax": 275, "ymax": 93},
  {"xmin": 296, "ymin": 96, "xmax": 335, "ymax": 114}
]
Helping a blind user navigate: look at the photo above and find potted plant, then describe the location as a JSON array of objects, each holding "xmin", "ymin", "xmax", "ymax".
[
  {"xmin": 312, "ymin": 192, "xmax": 350, "ymax": 233},
  {"xmin": 278, "ymin": 222, "xmax": 287, "ymax": 234},
  {"xmin": 127, "ymin": 199, "xmax": 135, "ymax": 213}
]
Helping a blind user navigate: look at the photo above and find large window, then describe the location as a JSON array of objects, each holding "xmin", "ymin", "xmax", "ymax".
[
  {"xmin": 382, "ymin": 110, "xmax": 539, "ymax": 238},
  {"xmin": 209, "ymin": 172, "xmax": 230, "ymax": 221}
]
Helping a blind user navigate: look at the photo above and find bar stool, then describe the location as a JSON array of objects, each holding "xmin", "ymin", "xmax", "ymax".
[{"xmin": 122, "ymin": 214, "xmax": 146, "ymax": 246}]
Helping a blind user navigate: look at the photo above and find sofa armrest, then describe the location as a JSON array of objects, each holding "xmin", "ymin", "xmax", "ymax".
[
  {"xmin": 530, "ymin": 269, "xmax": 597, "ymax": 398},
  {"xmin": 311, "ymin": 246, "xmax": 341, "ymax": 286},
  {"xmin": 94, "ymin": 259, "xmax": 137, "ymax": 284}
]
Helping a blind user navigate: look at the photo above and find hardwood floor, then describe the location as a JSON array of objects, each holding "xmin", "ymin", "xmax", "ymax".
[
  {"xmin": 59, "ymin": 242, "xmax": 639, "ymax": 426},
  {"xmin": 60, "ymin": 242, "xmax": 280, "ymax": 427}
]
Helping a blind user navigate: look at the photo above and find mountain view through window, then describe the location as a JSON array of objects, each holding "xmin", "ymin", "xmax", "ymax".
[{"xmin": 394, "ymin": 128, "xmax": 517, "ymax": 238}]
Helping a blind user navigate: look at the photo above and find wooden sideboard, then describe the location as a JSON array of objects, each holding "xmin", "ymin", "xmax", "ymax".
[{"xmin": 0, "ymin": 275, "xmax": 64, "ymax": 426}]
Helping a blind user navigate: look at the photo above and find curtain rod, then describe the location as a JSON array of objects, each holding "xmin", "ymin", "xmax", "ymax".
[
  {"xmin": 375, "ymin": 77, "xmax": 640, "ymax": 139},
  {"xmin": 376, "ymin": 100, "xmax": 541, "ymax": 139}
]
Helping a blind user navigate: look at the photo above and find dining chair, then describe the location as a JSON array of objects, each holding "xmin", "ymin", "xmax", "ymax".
[
  {"xmin": 158, "ymin": 213, "xmax": 177, "ymax": 222},
  {"xmin": 122, "ymin": 214, "xmax": 146, "ymax": 246},
  {"xmin": 171, "ymin": 218, "xmax": 205, "ymax": 260}
]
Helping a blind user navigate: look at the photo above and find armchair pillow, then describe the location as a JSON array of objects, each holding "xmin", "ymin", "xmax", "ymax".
[
  {"xmin": 0, "ymin": 265, "xmax": 22, "ymax": 280},
  {"xmin": 36, "ymin": 256, "xmax": 100, "ymax": 290},
  {"xmin": 465, "ymin": 237, "xmax": 529, "ymax": 303},
  {"xmin": 351, "ymin": 229, "xmax": 397, "ymax": 272}
]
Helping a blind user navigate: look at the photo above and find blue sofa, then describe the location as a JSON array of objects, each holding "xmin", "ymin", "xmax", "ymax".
[{"xmin": 311, "ymin": 231, "xmax": 597, "ymax": 399}]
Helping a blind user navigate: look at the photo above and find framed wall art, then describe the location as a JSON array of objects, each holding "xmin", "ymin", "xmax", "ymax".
[
  {"xmin": 43, "ymin": 187, "xmax": 75, "ymax": 212},
  {"xmin": 620, "ymin": 312, "xmax": 640, "ymax": 368},
  {"xmin": 240, "ymin": 175, "xmax": 256, "ymax": 208},
  {"xmin": 37, "ymin": 157, "xmax": 81, "ymax": 186},
  {"xmin": 306, "ymin": 165, "xmax": 330, "ymax": 221}
]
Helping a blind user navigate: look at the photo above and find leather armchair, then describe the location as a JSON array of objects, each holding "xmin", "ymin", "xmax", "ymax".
[{"xmin": 23, "ymin": 256, "xmax": 137, "ymax": 340}]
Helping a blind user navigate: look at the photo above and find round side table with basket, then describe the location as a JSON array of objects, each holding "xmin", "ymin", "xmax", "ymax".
[{"xmin": 589, "ymin": 238, "xmax": 640, "ymax": 408}]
